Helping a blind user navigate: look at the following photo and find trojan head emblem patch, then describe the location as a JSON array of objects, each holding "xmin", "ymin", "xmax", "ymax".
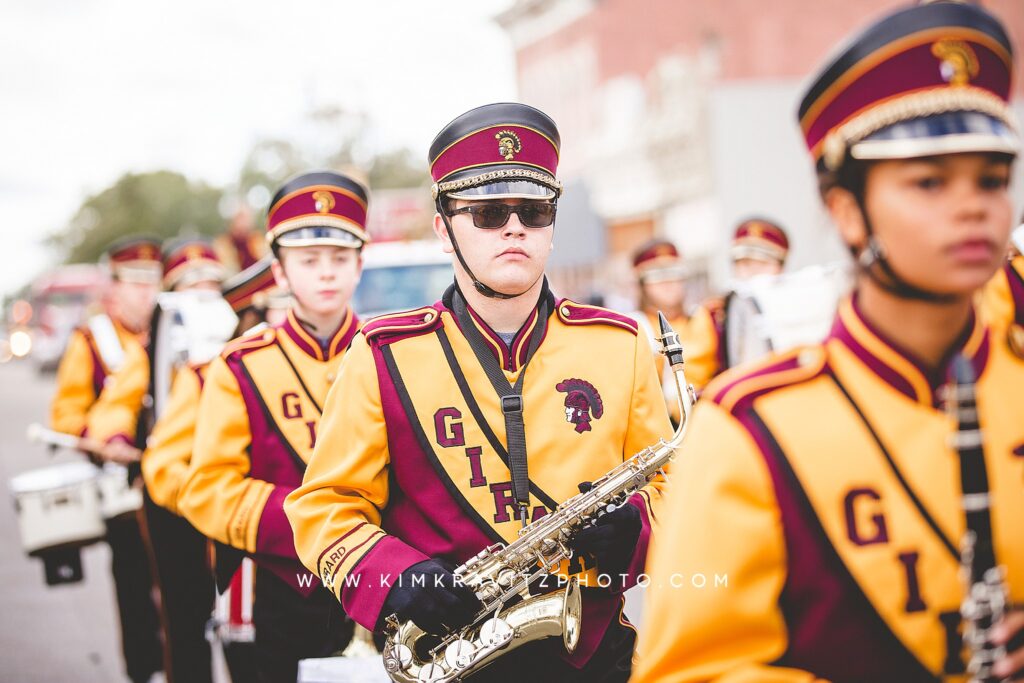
[
  {"xmin": 556, "ymin": 378, "xmax": 603, "ymax": 433},
  {"xmin": 495, "ymin": 130, "xmax": 522, "ymax": 161},
  {"xmin": 312, "ymin": 190, "xmax": 336, "ymax": 214},
  {"xmin": 932, "ymin": 40, "xmax": 979, "ymax": 87}
]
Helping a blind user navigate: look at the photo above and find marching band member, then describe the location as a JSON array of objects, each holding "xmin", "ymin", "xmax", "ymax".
[
  {"xmin": 49, "ymin": 236, "xmax": 164, "ymax": 683},
  {"xmin": 139, "ymin": 255, "xmax": 275, "ymax": 683},
  {"xmin": 979, "ymin": 214, "xmax": 1024, "ymax": 334},
  {"xmin": 285, "ymin": 103, "xmax": 672, "ymax": 682},
  {"xmin": 629, "ymin": 239, "xmax": 702, "ymax": 415},
  {"xmin": 214, "ymin": 204, "xmax": 268, "ymax": 275},
  {"xmin": 684, "ymin": 218, "xmax": 790, "ymax": 388},
  {"xmin": 633, "ymin": 3, "xmax": 1024, "ymax": 681},
  {"xmin": 178, "ymin": 171, "xmax": 365, "ymax": 682},
  {"xmin": 85, "ymin": 237, "xmax": 225, "ymax": 451}
]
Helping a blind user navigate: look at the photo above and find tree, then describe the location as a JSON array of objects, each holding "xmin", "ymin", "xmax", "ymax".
[{"xmin": 48, "ymin": 171, "xmax": 224, "ymax": 264}]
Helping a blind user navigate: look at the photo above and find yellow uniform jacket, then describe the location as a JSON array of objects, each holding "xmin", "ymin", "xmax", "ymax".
[
  {"xmin": 86, "ymin": 337, "xmax": 150, "ymax": 445},
  {"xmin": 285, "ymin": 285, "xmax": 673, "ymax": 666},
  {"xmin": 142, "ymin": 363, "xmax": 207, "ymax": 516},
  {"xmin": 178, "ymin": 308, "xmax": 359, "ymax": 596},
  {"xmin": 682, "ymin": 297, "xmax": 728, "ymax": 393},
  {"xmin": 632, "ymin": 295, "xmax": 1024, "ymax": 683},
  {"xmin": 979, "ymin": 255, "xmax": 1024, "ymax": 333},
  {"xmin": 50, "ymin": 314, "xmax": 142, "ymax": 437}
]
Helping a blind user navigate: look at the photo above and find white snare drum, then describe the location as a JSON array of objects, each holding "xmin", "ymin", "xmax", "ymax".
[
  {"xmin": 9, "ymin": 462, "xmax": 106, "ymax": 555},
  {"xmin": 209, "ymin": 558, "xmax": 255, "ymax": 644},
  {"xmin": 96, "ymin": 463, "xmax": 142, "ymax": 520},
  {"xmin": 725, "ymin": 262, "xmax": 851, "ymax": 368}
]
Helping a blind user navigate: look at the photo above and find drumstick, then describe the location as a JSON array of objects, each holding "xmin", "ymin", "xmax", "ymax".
[{"xmin": 26, "ymin": 423, "xmax": 103, "ymax": 454}]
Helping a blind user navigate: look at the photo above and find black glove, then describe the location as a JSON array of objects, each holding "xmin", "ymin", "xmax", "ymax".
[
  {"xmin": 379, "ymin": 558, "xmax": 482, "ymax": 635},
  {"xmin": 568, "ymin": 482, "xmax": 642, "ymax": 581}
]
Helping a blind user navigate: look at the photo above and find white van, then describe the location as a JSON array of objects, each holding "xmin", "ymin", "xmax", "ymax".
[{"xmin": 352, "ymin": 240, "xmax": 453, "ymax": 318}]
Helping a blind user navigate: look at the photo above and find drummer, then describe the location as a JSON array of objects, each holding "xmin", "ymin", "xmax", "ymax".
[
  {"xmin": 686, "ymin": 218, "xmax": 790, "ymax": 386},
  {"xmin": 48, "ymin": 236, "xmax": 165, "ymax": 683},
  {"xmin": 141, "ymin": 256, "xmax": 283, "ymax": 683}
]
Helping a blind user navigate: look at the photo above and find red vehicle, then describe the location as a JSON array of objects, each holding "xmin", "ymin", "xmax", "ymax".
[{"xmin": 28, "ymin": 264, "xmax": 109, "ymax": 372}]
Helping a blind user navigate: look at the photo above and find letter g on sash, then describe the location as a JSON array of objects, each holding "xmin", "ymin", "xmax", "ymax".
[
  {"xmin": 434, "ymin": 407, "xmax": 465, "ymax": 448},
  {"xmin": 844, "ymin": 488, "xmax": 889, "ymax": 546},
  {"xmin": 282, "ymin": 391, "xmax": 303, "ymax": 419}
]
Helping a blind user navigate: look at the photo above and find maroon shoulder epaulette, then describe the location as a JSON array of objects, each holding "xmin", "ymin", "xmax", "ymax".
[
  {"xmin": 362, "ymin": 306, "xmax": 442, "ymax": 343},
  {"xmin": 705, "ymin": 345, "xmax": 827, "ymax": 414},
  {"xmin": 220, "ymin": 327, "xmax": 276, "ymax": 359},
  {"xmin": 555, "ymin": 300, "xmax": 638, "ymax": 335}
]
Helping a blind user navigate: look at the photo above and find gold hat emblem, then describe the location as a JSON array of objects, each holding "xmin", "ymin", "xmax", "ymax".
[
  {"xmin": 312, "ymin": 190, "xmax": 336, "ymax": 214},
  {"xmin": 932, "ymin": 40, "xmax": 979, "ymax": 87},
  {"xmin": 139, "ymin": 245, "xmax": 158, "ymax": 260},
  {"xmin": 495, "ymin": 130, "xmax": 522, "ymax": 161},
  {"xmin": 184, "ymin": 245, "xmax": 205, "ymax": 261},
  {"xmin": 748, "ymin": 223, "xmax": 764, "ymax": 238}
]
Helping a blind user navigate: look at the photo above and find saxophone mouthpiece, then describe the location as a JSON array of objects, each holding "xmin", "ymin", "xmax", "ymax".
[{"xmin": 656, "ymin": 311, "xmax": 685, "ymax": 368}]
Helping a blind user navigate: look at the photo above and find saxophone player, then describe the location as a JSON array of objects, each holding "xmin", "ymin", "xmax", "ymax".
[
  {"xmin": 633, "ymin": 2, "xmax": 1024, "ymax": 681},
  {"xmin": 286, "ymin": 103, "xmax": 673, "ymax": 682}
]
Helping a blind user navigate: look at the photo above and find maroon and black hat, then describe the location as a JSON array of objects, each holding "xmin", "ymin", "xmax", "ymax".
[
  {"xmin": 429, "ymin": 102, "xmax": 562, "ymax": 201},
  {"xmin": 106, "ymin": 236, "xmax": 163, "ymax": 284},
  {"xmin": 798, "ymin": 1, "xmax": 1018, "ymax": 174},
  {"xmin": 267, "ymin": 170, "xmax": 370, "ymax": 249},
  {"xmin": 162, "ymin": 237, "xmax": 225, "ymax": 290},
  {"xmin": 220, "ymin": 255, "xmax": 287, "ymax": 314},
  {"xmin": 633, "ymin": 239, "xmax": 688, "ymax": 282},
  {"xmin": 731, "ymin": 218, "xmax": 789, "ymax": 264}
]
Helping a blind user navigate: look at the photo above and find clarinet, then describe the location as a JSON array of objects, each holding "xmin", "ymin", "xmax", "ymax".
[{"xmin": 950, "ymin": 355, "xmax": 1008, "ymax": 683}]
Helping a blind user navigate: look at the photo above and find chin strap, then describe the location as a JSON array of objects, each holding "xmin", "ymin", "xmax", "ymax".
[
  {"xmin": 435, "ymin": 197, "xmax": 544, "ymax": 301},
  {"xmin": 854, "ymin": 197, "xmax": 957, "ymax": 304}
]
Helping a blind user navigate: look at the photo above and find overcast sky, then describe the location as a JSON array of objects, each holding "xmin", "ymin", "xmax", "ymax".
[{"xmin": 0, "ymin": 0, "xmax": 516, "ymax": 295}]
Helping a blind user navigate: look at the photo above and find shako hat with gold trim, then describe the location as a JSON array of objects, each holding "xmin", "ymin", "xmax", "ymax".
[
  {"xmin": 266, "ymin": 170, "xmax": 370, "ymax": 249},
  {"xmin": 220, "ymin": 255, "xmax": 286, "ymax": 314},
  {"xmin": 632, "ymin": 239, "xmax": 688, "ymax": 282},
  {"xmin": 161, "ymin": 237, "xmax": 225, "ymax": 290},
  {"xmin": 731, "ymin": 218, "xmax": 789, "ymax": 264},
  {"xmin": 798, "ymin": 1, "xmax": 1018, "ymax": 176},
  {"xmin": 429, "ymin": 102, "xmax": 562, "ymax": 201},
  {"xmin": 105, "ymin": 236, "xmax": 163, "ymax": 284}
]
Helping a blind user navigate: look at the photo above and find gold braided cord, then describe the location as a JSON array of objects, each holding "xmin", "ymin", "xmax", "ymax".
[
  {"xmin": 265, "ymin": 215, "xmax": 369, "ymax": 244},
  {"xmin": 432, "ymin": 169, "xmax": 562, "ymax": 199},
  {"xmin": 819, "ymin": 86, "xmax": 1017, "ymax": 170}
]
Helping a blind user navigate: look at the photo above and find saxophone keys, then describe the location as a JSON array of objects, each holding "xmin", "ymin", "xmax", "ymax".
[
  {"xmin": 479, "ymin": 616, "xmax": 514, "ymax": 647},
  {"xmin": 416, "ymin": 662, "xmax": 446, "ymax": 683},
  {"xmin": 384, "ymin": 643, "xmax": 413, "ymax": 673},
  {"xmin": 444, "ymin": 638, "xmax": 477, "ymax": 670}
]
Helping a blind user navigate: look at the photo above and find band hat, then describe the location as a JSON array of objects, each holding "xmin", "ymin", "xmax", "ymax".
[
  {"xmin": 429, "ymin": 103, "xmax": 562, "ymax": 201},
  {"xmin": 221, "ymin": 255, "xmax": 277, "ymax": 314},
  {"xmin": 267, "ymin": 170, "xmax": 370, "ymax": 248},
  {"xmin": 106, "ymin": 236, "xmax": 163, "ymax": 284},
  {"xmin": 798, "ymin": 1, "xmax": 1018, "ymax": 173},
  {"xmin": 633, "ymin": 239, "xmax": 688, "ymax": 281},
  {"xmin": 730, "ymin": 219, "xmax": 789, "ymax": 264},
  {"xmin": 161, "ymin": 237, "xmax": 225, "ymax": 290}
]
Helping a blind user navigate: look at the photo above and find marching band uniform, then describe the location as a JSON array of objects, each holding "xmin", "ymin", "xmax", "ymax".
[
  {"xmin": 178, "ymin": 172, "xmax": 365, "ymax": 682},
  {"xmin": 50, "ymin": 236, "xmax": 164, "ymax": 683},
  {"xmin": 979, "ymin": 253, "xmax": 1024, "ymax": 334},
  {"xmin": 101, "ymin": 236, "xmax": 224, "ymax": 683},
  {"xmin": 629, "ymin": 240, "xmax": 703, "ymax": 416},
  {"xmin": 213, "ymin": 207, "xmax": 269, "ymax": 275},
  {"xmin": 285, "ymin": 103, "xmax": 672, "ymax": 681},
  {"xmin": 633, "ymin": 4, "xmax": 1022, "ymax": 682},
  {"xmin": 86, "ymin": 238, "xmax": 226, "ymax": 446},
  {"xmin": 684, "ymin": 219, "xmax": 790, "ymax": 389}
]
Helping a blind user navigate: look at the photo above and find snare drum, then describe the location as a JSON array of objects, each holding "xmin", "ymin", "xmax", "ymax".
[
  {"xmin": 209, "ymin": 558, "xmax": 255, "ymax": 644},
  {"xmin": 95, "ymin": 463, "xmax": 143, "ymax": 519},
  {"xmin": 9, "ymin": 462, "xmax": 106, "ymax": 555}
]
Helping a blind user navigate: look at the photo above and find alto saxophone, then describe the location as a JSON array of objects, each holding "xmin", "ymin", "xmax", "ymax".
[
  {"xmin": 949, "ymin": 356, "xmax": 1009, "ymax": 683},
  {"xmin": 382, "ymin": 313, "xmax": 695, "ymax": 683}
]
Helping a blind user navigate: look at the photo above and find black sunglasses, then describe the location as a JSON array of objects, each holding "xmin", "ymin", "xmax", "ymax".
[{"xmin": 447, "ymin": 202, "xmax": 557, "ymax": 229}]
